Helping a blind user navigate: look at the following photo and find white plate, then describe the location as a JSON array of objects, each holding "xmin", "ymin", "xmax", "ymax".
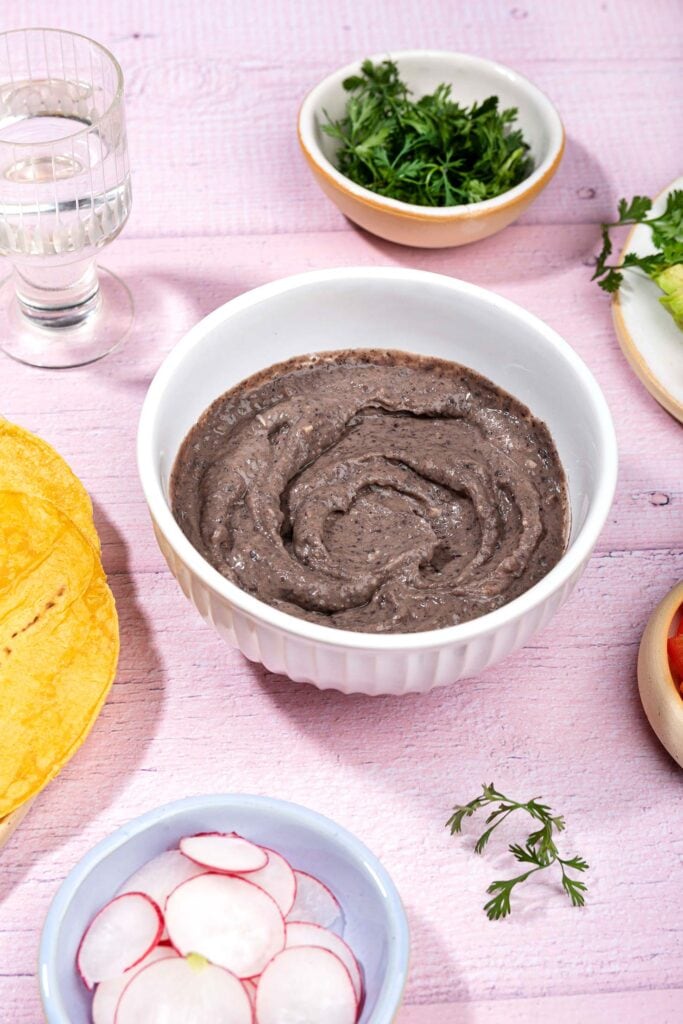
[{"xmin": 612, "ymin": 175, "xmax": 683, "ymax": 422}]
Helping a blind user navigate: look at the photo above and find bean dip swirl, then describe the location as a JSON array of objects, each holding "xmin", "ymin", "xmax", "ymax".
[{"xmin": 171, "ymin": 350, "xmax": 568, "ymax": 634}]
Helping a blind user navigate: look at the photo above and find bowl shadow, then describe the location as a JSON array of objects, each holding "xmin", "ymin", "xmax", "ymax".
[
  {"xmin": 334, "ymin": 134, "xmax": 610, "ymax": 285},
  {"xmin": 92, "ymin": 265, "xmax": 259, "ymax": 393},
  {"xmin": 395, "ymin": 908, "xmax": 470, "ymax": 1020},
  {"xmin": 253, "ymin": 662, "xmax": 490, "ymax": 824},
  {"xmin": 255, "ymin": 663, "xmax": 458, "ymax": 734},
  {"xmin": 0, "ymin": 503, "xmax": 165, "ymax": 903}
]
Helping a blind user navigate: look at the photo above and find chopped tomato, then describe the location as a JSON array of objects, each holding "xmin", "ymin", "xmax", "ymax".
[
  {"xmin": 677, "ymin": 613, "xmax": 683, "ymax": 637},
  {"xmin": 667, "ymin": 635, "xmax": 683, "ymax": 679}
]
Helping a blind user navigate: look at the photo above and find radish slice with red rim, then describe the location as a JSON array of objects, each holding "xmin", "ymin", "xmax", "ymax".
[
  {"xmin": 242, "ymin": 978, "xmax": 257, "ymax": 1009},
  {"xmin": 92, "ymin": 945, "xmax": 178, "ymax": 1024},
  {"xmin": 114, "ymin": 954, "xmax": 252, "ymax": 1024},
  {"xmin": 166, "ymin": 873, "xmax": 285, "ymax": 978},
  {"xmin": 287, "ymin": 871, "xmax": 342, "ymax": 930},
  {"xmin": 238, "ymin": 847, "xmax": 296, "ymax": 916},
  {"xmin": 180, "ymin": 832, "xmax": 268, "ymax": 873},
  {"xmin": 116, "ymin": 849, "xmax": 208, "ymax": 938},
  {"xmin": 116, "ymin": 849, "xmax": 208, "ymax": 910},
  {"xmin": 255, "ymin": 946, "xmax": 357, "ymax": 1024},
  {"xmin": 77, "ymin": 892, "xmax": 163, "ymax": 990},
  {"xmin": 286, "ymin": 922, "xmax": 363, "ymax": 1003}
]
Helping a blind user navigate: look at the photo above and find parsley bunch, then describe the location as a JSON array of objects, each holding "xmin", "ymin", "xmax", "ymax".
[
  {"xmin": 322, "ymin": 59, "xmax": 532, "ymax": 207},
  {"xmin": 447, "ymin": 783, "xmax": 589, "ymax": 920},
  {"xmin": 593, "ymin": 190, "xmax": 683, "ymax": 330}
]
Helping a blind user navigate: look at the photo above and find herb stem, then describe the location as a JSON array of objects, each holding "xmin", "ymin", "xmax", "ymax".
[{"xmin": 447, "ymin": 783, "xmax": 589, "ymax": 919}]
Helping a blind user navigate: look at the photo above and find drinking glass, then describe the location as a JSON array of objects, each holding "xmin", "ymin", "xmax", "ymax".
[{"xmin": 0, "ymin": 29, "xmax": 132, "ymax": 368}]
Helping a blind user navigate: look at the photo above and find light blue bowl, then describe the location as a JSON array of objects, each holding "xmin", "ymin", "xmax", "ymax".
[{"xmin": 40, "ymin": 795, "xmax": 410, "ymax": 1023}]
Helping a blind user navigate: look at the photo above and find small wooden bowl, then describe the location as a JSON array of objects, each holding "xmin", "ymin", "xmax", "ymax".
[{"xmin": 637, "ymin": 580, "xmax": 683, "ymax": 767}]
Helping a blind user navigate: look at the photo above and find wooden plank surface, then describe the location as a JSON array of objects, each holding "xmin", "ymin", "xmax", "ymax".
[
  {"xmin": 1, "ymin": 1, "xmax": 682, "ymax": 1021},
  {"xmin": 5, "ymin": 0, "xmax": 683, "ymax": 237},
  {"xmin": 400, "ymin": 990, "xmax": 683, "ymax": 1023}
]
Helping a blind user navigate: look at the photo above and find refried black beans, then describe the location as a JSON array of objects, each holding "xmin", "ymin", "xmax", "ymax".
[{"xmin": 171, "ymin": 350, "xmax": 569, "ymax": 633}]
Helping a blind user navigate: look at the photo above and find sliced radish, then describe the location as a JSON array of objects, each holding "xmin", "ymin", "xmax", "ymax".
[
  {"xmin": 255, "ymin": 946, "xmax": 357, "ymax": 1024},
  {"xmin": 239, "ymin": 847, "xmax": 296, "ymax": 916},
  {"xmin": 180, "ymin": 832, "xmax": 268, "ymax": 873},
  {"xmin": 243, "ymin": 978, "xmax": 257, "ymax": 1009},
  {"xmin": 77, "ymin": 892, "xmax": 163, "ymax": 990},
  {"xmin": 114, "ymin": 954, "xmax": 252, "ymax": 1024},
  {"xmin": 92, "ymin": 945, "xmax": 177, "ymax": 1024},
  {"xmin": 287, "ymin": 871, "xmax": 342, "ymax": 930},
  {"xmin": 116, "ymin": 849, "xmax": 208, "ymax": 912},
  {"xmin": 166, "ymin": 873, "xmax": 285, "ymax": 978},
  {"xmin": 286, "ymin": 922, "xmax": 362, "ymax": 1003}
]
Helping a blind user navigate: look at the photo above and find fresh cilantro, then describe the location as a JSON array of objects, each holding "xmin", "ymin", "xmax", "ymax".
[
  {"xmin": 322, "ymin": 59, "xmax": 533, "ymax": 207},
  {"xmin": 446, "ymin": 783, "xmax": 589, "ymax": 921},
  {"xmin": 593, "ymin": 190, "xmax": 683, "ymax": 330}
]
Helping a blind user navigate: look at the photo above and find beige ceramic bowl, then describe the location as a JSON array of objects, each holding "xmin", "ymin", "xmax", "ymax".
[
  {"xmin": 637, "ymin": 580, "xmax": 683, "ymax": 768},
  {"xmin": 298, "ymin": 50, "xmax": 565, "ymax": 248}
]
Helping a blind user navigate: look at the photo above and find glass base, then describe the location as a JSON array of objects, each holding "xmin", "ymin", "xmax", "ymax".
[{"xmin": 0, "ymin": 266, "xmax": 133, "ymax": 369}]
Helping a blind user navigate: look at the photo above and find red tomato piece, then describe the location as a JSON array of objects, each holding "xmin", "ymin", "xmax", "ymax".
[{"xmin": 667, "ymin": 635, "xmax": 683, "ymax": 679}]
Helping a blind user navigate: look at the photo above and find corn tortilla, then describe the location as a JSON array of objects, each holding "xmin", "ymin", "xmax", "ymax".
[
  {"xmin": 0, "ymin": 492, "xmax": 118, "ymax": 818},
  {"xmin": 0, "ymin": 419, "xmax": 99, "ymax": 552}
]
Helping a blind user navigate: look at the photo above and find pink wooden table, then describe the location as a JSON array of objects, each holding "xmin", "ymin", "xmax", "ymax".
[{"xmin": 1, "ymin": 2, "xmax": 682, "ymax": 1021}]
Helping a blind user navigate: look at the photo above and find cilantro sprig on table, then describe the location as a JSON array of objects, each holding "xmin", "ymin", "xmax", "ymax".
[
  {"xmin": 447, "ymin": 783, "xmax": 589, "ymax": 920},
  {"xmin": 322, "ymin": 59, "xmax": 533, "ymax": 208},
  {"xmin": 592, "ymin": 190, "xmax": 683, "ymax": 329}
]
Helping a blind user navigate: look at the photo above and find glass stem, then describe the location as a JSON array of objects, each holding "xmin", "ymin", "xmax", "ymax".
[{"xmin": 12, "ymin": 256, "xmax": 101, "ymax": 330}]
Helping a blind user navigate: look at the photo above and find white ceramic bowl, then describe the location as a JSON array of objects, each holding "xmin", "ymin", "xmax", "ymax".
[
  {"xmin": 40, "ymin": 795, "xmax": 410, "ymax": 1024},
  {"xmin": 298, "ymin": 51, "xmax": 565, "ymax": 248},
  {"xmin": 138, "ymin": 268, "xmax": 617, "ymax": 696}
]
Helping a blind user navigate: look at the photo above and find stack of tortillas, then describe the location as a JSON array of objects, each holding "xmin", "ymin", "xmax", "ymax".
[{"xmin": 0, "ymin": 420, "xmax": 119, "ymax": 847}]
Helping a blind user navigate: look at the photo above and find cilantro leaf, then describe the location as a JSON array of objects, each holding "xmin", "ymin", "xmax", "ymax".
[
  {"xmin": 616, "ymin": 195, "xmax": 652, "ymax": 222},
  {"xmin": 561, "ymin": 874, "xmax": 588, "ymax": 908}
]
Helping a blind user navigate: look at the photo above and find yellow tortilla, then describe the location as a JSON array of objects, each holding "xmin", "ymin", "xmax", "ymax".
[
  {"xmin": 0, "ymin": 492, "xmax": 118, "ymax": 818},
  {"xmin": 0, "ymin": 418, "xmax": 99, "ymax": 552}
]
